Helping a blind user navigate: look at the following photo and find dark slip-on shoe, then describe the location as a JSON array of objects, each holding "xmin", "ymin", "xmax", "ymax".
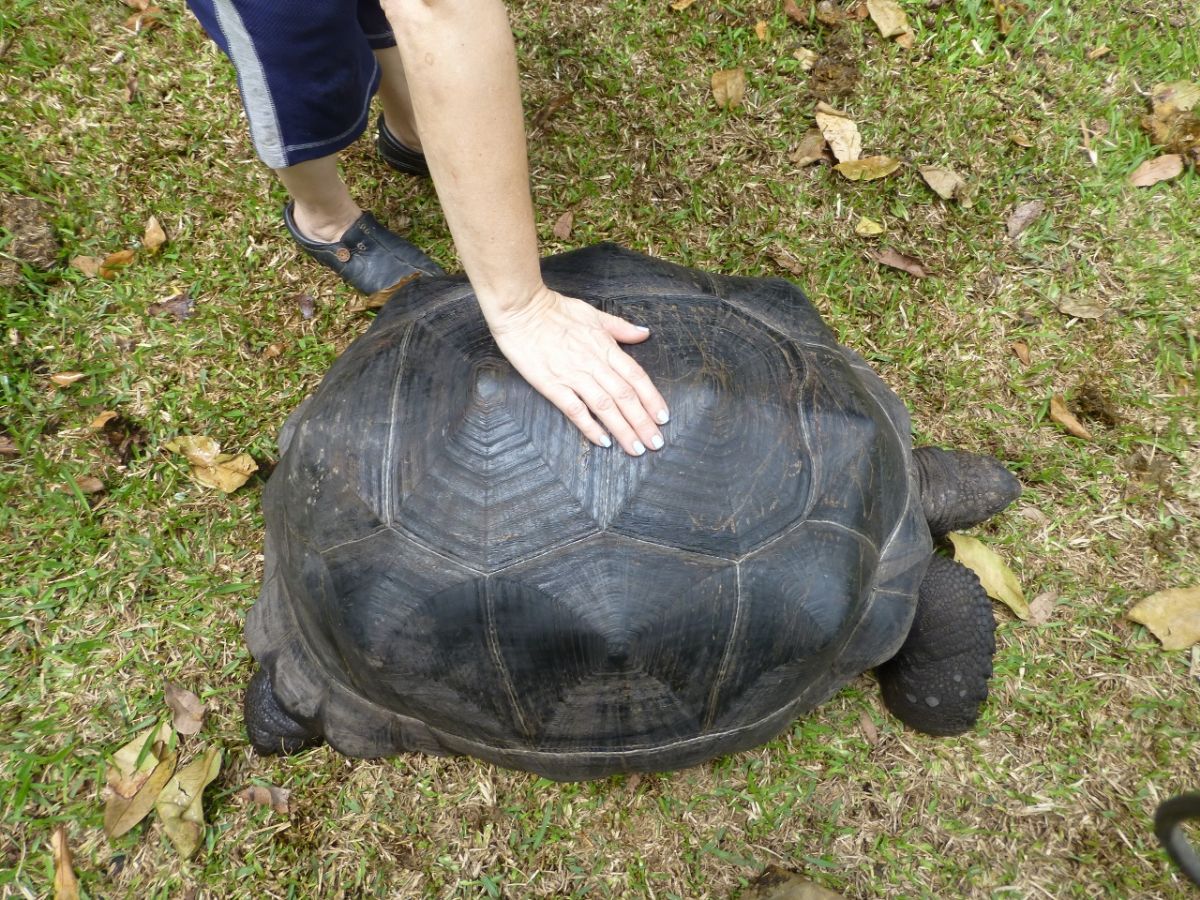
[
  {"xmin": 284, "ymin": 203, "xmax": 443, "ymax": 296},
  {"xmin": 376, "ymin": 115, "xmax": 430, "ymax": 178}
]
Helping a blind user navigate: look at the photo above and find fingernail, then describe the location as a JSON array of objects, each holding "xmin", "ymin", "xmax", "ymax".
[
  {"xmin": 650, "ymin": 434, "xmax": 664, "ymax": 450},
  {"xmin": 598, "ymin": 434, "xmax": 612, "ymax": 448},
  {"xmin": 656, "ymin": 409, "xmax": 670, "ymax": 425},
  {"xmin": 636, "ymin": 325, "xmax": 650, "ymax": 332},
  {"xmin": 632, "ymin": 441, "xmax": 646, "ymax": 456}
]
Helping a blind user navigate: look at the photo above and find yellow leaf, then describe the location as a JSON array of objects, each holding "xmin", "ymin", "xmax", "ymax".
[
  {"xmin": 948, "ymin": 533, "xmax": 1029, "ymax": 620},
  {"xmin": 165, "ymin": 436, "xmax": 259, "ymax": 493},
  {"xmin": 814, "ymin": 102, "xmax": 862, "ymax": 163},
  {"xmin": 669, "ymin": 0, "xmax": 696, "ymax": 9},
  {"xmin": 51, "ymin": 827, "xmax": 80, "ymax": 900},
  {"xmin": 104, "ymin": 746, "xmax": 177, "ymax": 839},
  {"xmin": 793, "ymin": 48, "xmax": 818, "ymax": 70},
  {"xmin": 50, "ymin": 372, "xmax": 85, "ymax": 387},
  {"xmin": 866, "ymin": 0, "xmax": 909, "ymax": 38},
  {"xmin": 143, "ymin": 215, "xmax": 167, "ymax": 253},
  {"xmin": 855, "ymin": 216, "xmax": 885, "ymax": 236},
  {"xmin": 1128, "ymin": 586, "xmax": 1200, "ymax": 650},
  {"xmin": 755, "ymin": 20, "xmax": 768, "ymax": 41},
  {"xmin": 834, "ymin": 155, "xmax": 901, "ymax": 180},
  {"xmin": 711, "ymin": 68, "xmax": 746, "ymax": 110},
  {"xmin": 155, "ymin": 745, "xmax": 222, "ymax": 859},
  {"xmin": 918, "ymin": 165, "xmax": 973, "ymax": 205},
  {"xmin": 165, "ymin": 435, "xmax": 221, "ymax": 467},
  {"xmin": 89, "ymin": 410, "xmax": 119, "ymax": 429}
]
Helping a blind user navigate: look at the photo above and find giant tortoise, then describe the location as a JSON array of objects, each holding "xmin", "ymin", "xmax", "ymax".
[{"xmin": 245, "ymin": 243, "xmax": 1020, "ymax": 780}]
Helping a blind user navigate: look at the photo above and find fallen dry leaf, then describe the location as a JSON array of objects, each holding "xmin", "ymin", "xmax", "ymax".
[
  {"xmin": 867, "ymin": 248, "xmax": 929, "ymax": 277},
  {"xmin": 552, "ymin": 210, "xmax": 574, "ymax": 240},
  {"xmin": 70, "ymin": 256, "xmax": 102, "ymax": 278},
  {"xmin": 124, "ymin": 72, "xmax": 138, "ymax": 103},
  {"xmin": 755, "ymin": 20, "xmax": 769, "ymax": 41},
  {"xmin": 858, "ymin": 710, "xmax": 879, "ymax": 746},
  {"xmin": 948, "ymin": 533, "xmax": 1029, "ymax": 620},
  {"xmin": 73, "ymin": 475, "xmax": 105, "ymax": 494},
  {"xmin": 866, "ymin": 0, "xmax": 909, "ymax": 38},
  {"xmin": 1049, "ymin": 394, "xmax": 1093, "ymax": 440},
  {"xmin": 815, "ymin": 0, "xmax": 845, "ymax": 26},
  {"xmin": 784, "ymin": 0, "xmax": 806, "ymax": 22},
  {"xmin": 1151, "ymin": 81, "xmax": 1200, "ymax": 118},
  {"xmin": 165, "ymin": 435, "xmax": 260, "ymax": 493},
  {"xmin": 262, "ymin": 342, "xmax": 284, "ymax": 359},
  {"xmin": 143, "ymin": 216, "xmax": 167, "ymax": 253},
  {"xmin": 1006, "ymin": 199, "xmax": 1045, "ymax": 238},
  {"xmin": 895, "ymin": 29, "xmax": 915, "ymax": 48},
  {"xmin": 50, "ymin": 372, "xmax": 85, "ymax": 387},
  {"xmin": 1128, "ymin": 154, "xmax": 1183, "ymax": 187},
  {"xmin": 100, "ymin": 249, "xmax": 135, "ymax": 279},
  {"xmin": 1010, "ymin": 130, "xmax": 1034, "ymax": 148},
  {"xmin": 51, "ymin": 827, "xmax": 80, "ymax": 900},
  {"xmin": 156, "ymin": 745, "xmax": 222, "ymax": 859},
  {"xmin": 918, "ymin": 165, "xmax": 972, "ymax": 205},
  {"xmin": 1087, "ymin": 45, "xmax": 1111, "ymax": 60},
  {"xmin": 855, "ymin": 216, "xmax": 885, "ymax": 236},
  {"xmin": 834, "ymin": 155, "xmax": 901, "ymax": 181},
  {"xmin": 814, "ymin": 102, "xmax": 862, "ymax": 163},
  {"xmin": 794, "ymin": 47, "xmax": 818, "ymax": 70},
  {"xmin": 1142, "ymin": 82, "xmax": 1200, "ymax": 164},
  {"xmin": 790, "ymin": 130, "xmax": 828, "ymax": 167},
  {"xmin": 1027, "ymin": 590, "xmax": 1058, "ymax": 626},
  {"xmin": 743, "ymin": 865, "xmax": 846, "ymax": 900},
  {"xmin": 1128, "ymin": 585, "xmax": 1200, "ymax": 650},
  {"xmin": 669, "ymin": 0, "xmax": 696, "ymax": 9},
  {"xmin": 0, "ymin": 435, "xmax": 18, "ymax": 458},
  {"xmin": 1056, "ymin": 298, "xmax": 1107, "ymax": 319},
  {"xmin": 238, "ymin": 784, "xmax": 291, "ymax": 816},
  {"xmin": 1010, "ymin": 341, "xmax": 1030, "ymax": 366},
  {"xmin": 124, "ymin": 7, "xmax": 163, "ymax": 32},
  {"xmin": 711, "ymin": 68, "xmax": 746, "ymax": 110},
  {"xmin": 104, "ymin": 723, "xmax": 177, "ymax": 839},
  {"xmin": 165, "ymin": 682, "xmax": 206, "ymax": 735},
  {"xmin": 90, "ymin": 410, "xmax": 119, "ymax": 430},
  {"xmin": 148, "ymin": 291, "xmax": 194, "ymax": 321}
]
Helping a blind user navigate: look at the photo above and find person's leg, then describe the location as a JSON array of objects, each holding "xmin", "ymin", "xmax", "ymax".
[
  {"xmin": 276, "ymin": 156, "xmax": 361, "ymax": 244},
  {"xmin": 374, "ymin": 46, "xmax": 422, "ymax": 151}
]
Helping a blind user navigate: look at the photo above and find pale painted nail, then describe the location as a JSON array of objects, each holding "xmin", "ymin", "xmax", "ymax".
[
  {"xmin": 632, "ymin": 441, "xmax": 646, "ymax": 456},
  {"xmin": 656, "ymin": 409, "xmax": 670, "ymax": 425},
  {"xmin": 635, "ymin": 325, "xmax": 650, "ymax": 332},
  {"xmin": 650, "ymin": 434, "xmax": 664, "ymax": 450},
  {"xmin": 598, "ymin": 434, "xmax": 612, "ymax": 448}
]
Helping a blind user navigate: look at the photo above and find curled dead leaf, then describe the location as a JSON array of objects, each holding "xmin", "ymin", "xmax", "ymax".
[
  {"xmin": 99, "ymin": 249, "xmax": 135, "ymax": 279},
  {"xmin": 866, "ymin": 0, "xmax": 909, "ymax": 38},
  {"xmin": 948, "ymin": 533, "xmax": 1029, "ymax": 620},
  {"xmin": 165, "ymin": 682, "xmax": 206, "ymax": 735},
  {"xmin": 1006, "ymin": 199, "xmax": 1045, "ymax": 238},
  {"xmin": 155, "ymin": 745, "xmax": 222, "ymax": 859},
  {"xmin": 293, "ymin": 292, "xmax": 316, "ymax": 320},
  {"xmin": 147, "ymin": 292, "xmax": 194, "ymax": 321},
  {"xmin": 262, "ymin": 342, "xmax": 284, "ymax": 359},
  {"xmin": 1027, "ymin": 591, "xmax": 1058, "ymax": 626},
  {"xmin": 858, "ymin": 711, "xmax": 879, "ymax": 746},
  {"xmin": 894, "ymin": 29, "xmax": 915, "ymax": 48},
  {"xmin": 1056, "ymin": 298, "xmax": 1107, "ymax": 319},
  {"xmin": 1129, "ymin": 154, "xmax": 1183, "ymax": 187},
  {"xmin": 814, "ymin": 102, "xmax": 862, "ymax": 163},
  {"xmin": 50, "ymin": 372, "xmax": 86, "ymax": 387},
  {"xmin": 790, "ymin": 130, "xmax": 828, "ymax": 167},
  {"xmin": 238, "ymin": 784, "xmax": 291, "ymax": 815},
  {"xmin": 755, "ymin": 20, "xmax": 768, "ymax": 41},
  {"xmin": 918, "ymin": 165, "xmax": 972, "ymax": 205},
  {"xmin": 1048, "ymin": 394, "xmax": 1093, "ymax": 440},
  {"xmin": 1010, "ymin": 341, "xmax": 1030, "ymax": 366},
  {"xmin": 52, "ymin": 827, "xmax": 80, "ymax": 900},
  {"xmin": 90, "ymin": 410, "xmax": 119, "ymax": 430},
  {"xmin": 834, "ymin": 155, "xmax": 901, "ymax": 181},
  {"xmin": 143, "ymin": 216, "xmax": 167, "ymax": 253},
  {"xmin": 73, "ymin": 475, "xmax": 105, "ymax": 495},
  {"xmin": 669, "ymin": 0, "xmax": 696, "ymax": 9},
  {"xmin": 784, "ymin": 0, "xmax": 806, "ymax": 23},
  {"xmin": 1128, "ymin": 585, "xmax": 1200, "ymax": 650},
  {"xmin": 1087, "ymin": 45, "xmax": 1111, "ymax": 60},
  {"xmin": 793, "ymin": 48, "xmax": 818, "ymax": 70},
  {"xmin": 104, "ymin": 723, "xmax": 177, "ymax": 839},
  {"xmin": 1010, "ymin": 130, "xmax": 1034, "ymax": 148},
  {"xmin": 165, "ymin": 435, "xmax": 259, "ymax": 493},
  {"xmin": 711, "ymin": 68, "xmax": 746, "ymax": 110},
  {"xmin": 552, "ymin": 210, "xmax": 574, "ymax": 240},
  {"xmin": 867, "ymin": 248, "xmax": 929, "ymax": 277}
]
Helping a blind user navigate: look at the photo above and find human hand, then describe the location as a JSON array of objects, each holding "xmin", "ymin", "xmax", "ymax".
[{"xmin": 484, "ymin": 287, "xmax": 670, "ymax": 455}]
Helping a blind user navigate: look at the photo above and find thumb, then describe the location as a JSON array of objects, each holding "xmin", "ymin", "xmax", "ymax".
[{"xmin": 600, "ymin": 311, "xmax": 652, "ymax": 345}]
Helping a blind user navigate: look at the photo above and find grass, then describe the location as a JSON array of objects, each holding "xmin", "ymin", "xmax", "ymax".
[{"xmin": 2, "ymin": 0, "xmax": 1198, "ymax": 896}]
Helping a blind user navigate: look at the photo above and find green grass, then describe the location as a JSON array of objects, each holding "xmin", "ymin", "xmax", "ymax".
[{"xmin": 2, "ymin": 0, "xmax": 1198, "ymax": 896}]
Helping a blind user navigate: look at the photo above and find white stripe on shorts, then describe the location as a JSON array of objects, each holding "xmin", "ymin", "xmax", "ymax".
[{"xmin": 213, "ymin": 0, "xmax": 286, "ymax": 168}]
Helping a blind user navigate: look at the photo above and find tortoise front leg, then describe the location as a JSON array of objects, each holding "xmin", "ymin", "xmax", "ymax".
[
  {"xmin": 875, "ymin": 555, "xmax": 996, "ymax": 735},
  {"xmin": 244, "ymin": 668, "xmax": 323, "ymax": 755}
]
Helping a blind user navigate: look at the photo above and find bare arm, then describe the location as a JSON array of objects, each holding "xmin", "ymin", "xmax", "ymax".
[{"xmin": 380, "ymin": 0, "xmax": 668, "ymax": 454}]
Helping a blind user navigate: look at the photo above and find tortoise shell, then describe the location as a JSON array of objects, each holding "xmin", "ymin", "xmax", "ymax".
[{"xmin": 250, "ymin": 243, "xmax": 931, "ymax": 779}]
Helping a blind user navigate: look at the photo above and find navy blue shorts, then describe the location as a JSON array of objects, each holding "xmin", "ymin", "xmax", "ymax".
[{"xmin": 186, "ymin": 0, "xmax": 396, "ymax": 168}]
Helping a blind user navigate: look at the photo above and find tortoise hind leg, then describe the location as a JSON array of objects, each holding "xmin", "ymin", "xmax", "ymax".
[
  {"xmin": 244, "ymin": 668, "xmax": 323, "ymax": 755},
  {"xmin": 876, "ymin": 555, "xmax": 996, "ymax": 736}
]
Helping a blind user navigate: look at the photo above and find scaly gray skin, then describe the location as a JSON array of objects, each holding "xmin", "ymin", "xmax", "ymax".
[
  {"xmin": 875, "ymin": 447, "xmax": 1021, "ymax": 736},
  {"xmin": 244, "ymin": 668, "xmax": 321, "ymax": 755}
]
